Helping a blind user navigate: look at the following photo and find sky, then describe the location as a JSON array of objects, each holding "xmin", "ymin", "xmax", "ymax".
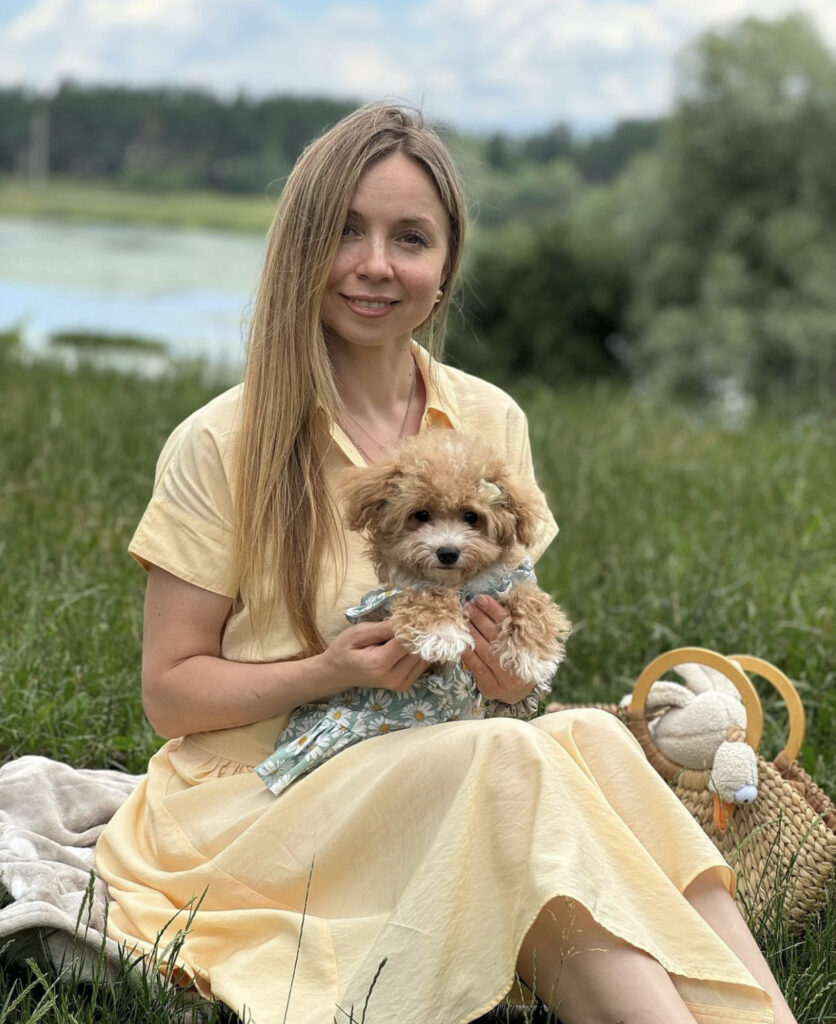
[{"xmin": 1, "ymin": 0, "xmax": 835, "ymax": 133}]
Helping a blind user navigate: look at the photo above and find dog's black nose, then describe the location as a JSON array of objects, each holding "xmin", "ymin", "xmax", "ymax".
[{"xmin": 436, "ymin": 546, "xmax": 460, "ymax": 566}]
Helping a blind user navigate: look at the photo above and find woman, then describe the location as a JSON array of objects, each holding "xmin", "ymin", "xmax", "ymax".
[{"xmin": 96, "ymin": 105, "xmax": 795, "ymax": 1024}]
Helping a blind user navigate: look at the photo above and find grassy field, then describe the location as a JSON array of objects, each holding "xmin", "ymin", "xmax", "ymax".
[
  {"xmin": 0, "ymin": 175, "xmax": 275, "ymax": 233},
  {"xmin": 0, "ymin": 353, "xmax": 834, "ymax": 1021}
]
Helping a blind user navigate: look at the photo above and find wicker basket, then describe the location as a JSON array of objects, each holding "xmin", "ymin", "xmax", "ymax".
[{"xmin": 549, "ymin": 647, "xmax": 836, "ymax": 930}]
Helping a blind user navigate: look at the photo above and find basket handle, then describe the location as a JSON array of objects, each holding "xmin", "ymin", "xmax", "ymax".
[
  {"xmin": 726, "ymin": 654, "xmax": 805, "ymax": 761},
  {"xmin": 630, "ymin": 647, "xmax": 764, "ymax": 752}
]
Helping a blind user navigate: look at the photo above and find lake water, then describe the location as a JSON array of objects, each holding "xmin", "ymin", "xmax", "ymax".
[{"xmin": 0, "ymin": 217, "xmax": 268, "ymax": 374}]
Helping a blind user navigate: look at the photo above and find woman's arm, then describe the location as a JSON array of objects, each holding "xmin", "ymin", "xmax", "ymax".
[{"xmin": 142, "ymin": 565, "xmax": 428, "ymax": 738}]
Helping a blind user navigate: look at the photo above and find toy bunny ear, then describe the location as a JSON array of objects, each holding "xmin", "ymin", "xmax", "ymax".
[
  {"xmin": 673, "ymin": 662, "xmax": 743, "ymax": 700},
  {"xmin": 643, "ymin": 680, "xmax": 695, "ymax": 711}
]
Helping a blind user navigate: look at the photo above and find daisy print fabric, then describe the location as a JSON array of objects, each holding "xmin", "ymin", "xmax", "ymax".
[{"xmin": 255, "ymin": 562, "xmax": 543, "ymax": 796}]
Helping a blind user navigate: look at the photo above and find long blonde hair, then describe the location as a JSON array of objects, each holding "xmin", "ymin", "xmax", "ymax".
[{"xmin": 234, "ymin": 104, "xmax": 467, "ymax": 655}]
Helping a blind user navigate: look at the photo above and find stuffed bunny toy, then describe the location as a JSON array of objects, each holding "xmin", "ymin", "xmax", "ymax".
[{"xmin": 620, "ymin": 661, "xmax": 758, "ymax": 829}]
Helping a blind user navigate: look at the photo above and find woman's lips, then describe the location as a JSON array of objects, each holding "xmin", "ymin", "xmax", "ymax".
[{"xmin": 342, "ymin": 295, "xmax": 399, "ymax": 317}]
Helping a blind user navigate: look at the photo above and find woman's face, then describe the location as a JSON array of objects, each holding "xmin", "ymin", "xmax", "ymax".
[{"xmin": 321, "ymin": 151, "xmax": 450, "ymax": 353}]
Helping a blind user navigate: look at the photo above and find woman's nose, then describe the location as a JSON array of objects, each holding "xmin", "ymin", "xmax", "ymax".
[{"xmin": 356, "ymin": 236, "xmax": 393, "ymax": 279}]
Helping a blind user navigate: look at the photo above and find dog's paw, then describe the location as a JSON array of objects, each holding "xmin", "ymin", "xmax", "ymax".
[
  {"xmin": 494, "ymin": 643, "xmax": 560, "ymax": 687},
  {"xmin": 408, "ymin": 625, "xmax": 475, "ymax": 663}
]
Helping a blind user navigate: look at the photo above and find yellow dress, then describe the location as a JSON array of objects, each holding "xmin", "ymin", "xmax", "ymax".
[{"xmin": 95, "ymin": 348, "xmax": 773, "ymax": 1024}]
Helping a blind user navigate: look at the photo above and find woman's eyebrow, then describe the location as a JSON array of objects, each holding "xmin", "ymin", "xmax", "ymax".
[
  {"xmin": 395, "ymin": 216, "xmax": 438, "ymax": 232},
  {"xmin": 345, "ymin": 209, "xmax": 439, "ymax": 232}
]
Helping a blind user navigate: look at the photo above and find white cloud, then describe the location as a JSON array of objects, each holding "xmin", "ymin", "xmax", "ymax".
[{"xmin": 1, "ymin": 0, "xmax": 834, "ymax": 131}]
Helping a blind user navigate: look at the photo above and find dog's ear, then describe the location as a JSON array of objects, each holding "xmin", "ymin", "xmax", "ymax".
[
  {"xmin": 483, "ymin": 472, "xmax": 545, "ymax": 551},
  {"xmin": 339, "ymin": 464, "xmax": 402, "ymax": 533},
  {"xmin": 508, "ymin": 484, "xmax": 547, "ymax": 550}
]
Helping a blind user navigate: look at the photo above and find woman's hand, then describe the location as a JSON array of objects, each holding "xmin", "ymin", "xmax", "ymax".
[
  {"xmin": 320, "ymin": 621, "xmax": 429, "ymax": 693},
  {"xmin": 462, "ymin": 595, "xmax": 534, "ymax": 705}
]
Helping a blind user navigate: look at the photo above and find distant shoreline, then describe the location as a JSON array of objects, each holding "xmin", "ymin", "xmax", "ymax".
[{"xmin": 0, "ymin": 175, "xmax": 274, "ymax": 234}]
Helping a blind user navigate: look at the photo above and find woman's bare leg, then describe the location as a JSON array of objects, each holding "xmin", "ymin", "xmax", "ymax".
[
  {"xmin": 684, "ymin": 869, "xmax": 797, "ymax": 1024},
  {"xmin": 516, "ymin": 895, "xmax": 698, "ymax": 1024}
]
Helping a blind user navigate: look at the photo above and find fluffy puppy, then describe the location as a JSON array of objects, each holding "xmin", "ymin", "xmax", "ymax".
[{"xmin": 341, "ymin": 430, "xmax": 571, "ymax": 698}]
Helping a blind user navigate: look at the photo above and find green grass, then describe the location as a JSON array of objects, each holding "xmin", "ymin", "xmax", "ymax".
[
  {"xmin": 0, "ymin": 357, "xmax": 833, "ymax": 1021},
  {"xmin": 525, "ymin": 384, "xmax": 836, "ymax": 795},
  {"xmin": 0, "ymin": 176, "xmax": 275, "ymax": 233},
  {"xmin": 0, "ymin": 356, "xmax": 229, "ymax": 772}
]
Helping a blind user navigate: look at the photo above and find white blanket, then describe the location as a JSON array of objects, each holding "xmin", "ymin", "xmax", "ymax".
[{"xmin": 0, "ymin": 754, "xmax": 141, "ymax": 979}]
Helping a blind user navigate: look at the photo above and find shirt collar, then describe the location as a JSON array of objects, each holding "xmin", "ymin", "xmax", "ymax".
[{"xmin": 413, "ymin": 340, "xmax": 460, "ymax": 431}]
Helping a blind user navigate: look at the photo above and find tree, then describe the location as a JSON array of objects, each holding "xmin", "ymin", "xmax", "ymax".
[
  {"xmin": 0, "ymin": 87, "xmax": 34, "ymax": 173},
  {"xmin": 627, "ymin": 15, "xmax": 836, "ymax": 399},
  {"xmin": 450, "ymin": 187, "xmax": 629, "ymax": 383},
  {"xmin": 0, "ymin": 84, "xmax": 356, "ymax": 191},
  {"xmin": 574, "ymin": 119, "xmax": 662, "ymax": 183}
]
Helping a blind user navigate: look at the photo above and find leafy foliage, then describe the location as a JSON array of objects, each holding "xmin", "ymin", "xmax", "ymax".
[
  {"xmin": 0, "ymin": 84, "xmax": 357, "ymax": 192},
  {"xmin": 453, "ymin": 14, "xmax": 836, "ymax": 403},
  {"xmin": 450, "ymin": 188, "xmax": 628, "ymax": 383},
  {"xmin": 626, "ymin": 15, "xmax": 836, "ymax": 399}
]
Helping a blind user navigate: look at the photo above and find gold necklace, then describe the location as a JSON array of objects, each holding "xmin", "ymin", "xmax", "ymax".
[{"xmin": 338, "ymin": 358, "xmax": 417, "ymax": 463}]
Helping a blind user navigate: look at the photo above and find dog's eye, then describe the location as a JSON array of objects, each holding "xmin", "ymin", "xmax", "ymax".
[
  {"xmin": 463, "ymin": 510, "xmax": 479, "ymax": 526},
  {"xmin": 411, "ymin": 509, "xmax": 432, "ymax": 523}
]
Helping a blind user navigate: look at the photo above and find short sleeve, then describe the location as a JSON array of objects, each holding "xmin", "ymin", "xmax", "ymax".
[
  {"xmin": 129, "ymin": 408, "xmax": 238, "ymax": 598},
  {"xmin": 506, "ymin": 405, "xmax": 558, "ymax": 563}
]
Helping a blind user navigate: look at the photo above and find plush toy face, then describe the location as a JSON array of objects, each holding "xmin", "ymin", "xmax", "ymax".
[
  {"xmin": 709, "ymin": 740, "xmax": 759, "ymax": 804},
  {"xmin": 341, "ymin": 432, "xmax": 544, "ymax": 585}
]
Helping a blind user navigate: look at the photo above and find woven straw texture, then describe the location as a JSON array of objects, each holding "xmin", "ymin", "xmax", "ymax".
[
  {"xmin": 548, "ymin": 650, "xmax": 836, "ymax": 931},
  {"xmin": 623, "ymin": 707, "xmax": 836, "ymax": 930}
]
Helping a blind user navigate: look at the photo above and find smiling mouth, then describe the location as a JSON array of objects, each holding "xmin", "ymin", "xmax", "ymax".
[{"xmin": 344, "ymin": 296, "xmax": 398, "ymax": 310}]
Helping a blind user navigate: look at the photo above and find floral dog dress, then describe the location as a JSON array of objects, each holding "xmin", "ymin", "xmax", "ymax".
[{"xmin": 255, "ymin": 560, "xmax": 549, "ymax": 795}]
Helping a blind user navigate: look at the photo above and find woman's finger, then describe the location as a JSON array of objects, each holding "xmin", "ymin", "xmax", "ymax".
[
  {"xmin": 473, "ymin": 594, "xmax": 507, "ymax": 623},
  {"xmin": 350, "ymin": 620, "xmax": 396, "ymax": 645},
  {"xmin": 465, "ymin": 597, "xmax": 506, "ymax": 641},
  {"xmin": 463, "ymin": 647, "xmax": 506, "ymax": 696},
  {"xmin": 464, "ymin": 641, "xmax": 532, "ymax": 703},
  {"xmin": 466, "ymin": 606, "xmax": 498, "ymax": 641},
  {"xmin": 462, "ymin": 645, "xmax": 489, "ymax": 680},
  {"xmin": 380, "ymin": 646, "xmax": 427, "ymax": 691},
  {"xmin": 465, "ymin": 618, "xmax": 502, "ymax": 669},
  {"xmin": 404, "ymin": 655, "xmax": 429, "ymax": 689}
]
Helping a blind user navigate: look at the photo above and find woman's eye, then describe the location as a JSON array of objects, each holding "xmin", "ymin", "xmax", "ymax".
[
  {"xmin": 400, "ymin": 231, "xmax": 428, "ymax": 246},
  {"xmin": 412, "ymin": 509, "xmax": 432, "ymax": 523},
  {"xmin": 341, "ymin": 223, "xmax": 357, "ymax": 238},
  {"xmin": 463, "ymin": 510, "xmax": 479, "ymax": 526}
]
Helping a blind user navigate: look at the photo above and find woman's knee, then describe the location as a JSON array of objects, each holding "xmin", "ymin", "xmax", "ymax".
[{"xmin": 534, "ymin": 706, "xmax": 633, "ymax": 745}]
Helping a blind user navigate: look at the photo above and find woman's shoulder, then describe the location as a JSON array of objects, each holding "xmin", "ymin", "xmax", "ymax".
[
  {"xmin": 166, "ymin": 383, "xmax": 244, "ymax": 446},
  {"xmin": 154, "ymin": 383, "xmax": 244, "ymax": 484},
  {"xmin": 434, "ymin": 360, "xmax": 526, "ymax": 424}
]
